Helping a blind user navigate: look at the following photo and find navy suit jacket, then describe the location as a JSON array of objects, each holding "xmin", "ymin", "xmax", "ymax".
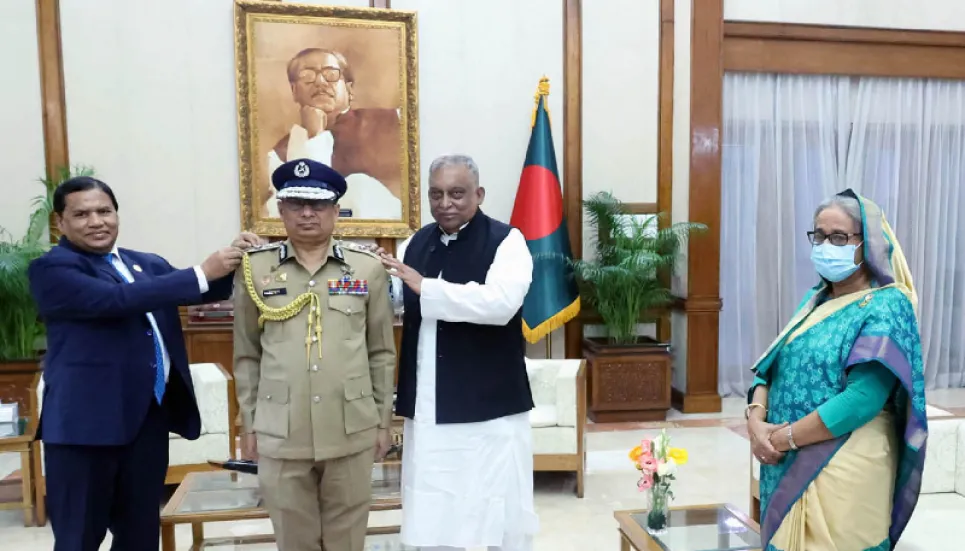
[{"xmin": 28, "ymin": 237, "xmax": 234, "ymax": 446}]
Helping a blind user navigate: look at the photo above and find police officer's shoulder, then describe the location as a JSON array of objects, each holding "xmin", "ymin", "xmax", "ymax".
[
  {"xmin": 246, "ymin": 242, "xmax": 282, "ymax": 254},
  {"xmin": 336, "ymin": 240, "xmax": 381, "ymax": 261},
  {"xmin": 244, "ymin": 242, "xmax": 284, "ymax": 271}
]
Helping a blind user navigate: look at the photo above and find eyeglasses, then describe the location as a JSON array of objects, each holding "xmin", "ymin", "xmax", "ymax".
[
  {"xmin": 279, "ymin": 199, "xmax": 333, "ymax": 213},
  {"xmin": 807, "ymin": 231, "xmax": 862, "ymax": 246},
  {"xmin": 296, "ymin": 67, "xmax": 342, "ymax": 84}
]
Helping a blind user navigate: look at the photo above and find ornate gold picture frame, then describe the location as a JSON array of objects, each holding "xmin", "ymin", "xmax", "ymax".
[{"xmin": 234, "ymin": 0, "xmax": 420, "ymax": 238}]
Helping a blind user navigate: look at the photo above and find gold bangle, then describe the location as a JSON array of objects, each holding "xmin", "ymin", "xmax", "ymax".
[{"xmin": 745, "ymin": 403, "xmax": 767, "ymax": 420}]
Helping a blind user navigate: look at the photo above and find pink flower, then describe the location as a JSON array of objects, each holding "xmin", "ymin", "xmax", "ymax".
[
  {"xmin": 640, "ymin": 439, "xmax": 653, "ymax": 455},
  {"xmin": 637, "ymin": 475, "xmax": 653, "ymax": 491},
  {"xmin": 638, "ymin": 456, "xmax": 658, "ymax": 473}
]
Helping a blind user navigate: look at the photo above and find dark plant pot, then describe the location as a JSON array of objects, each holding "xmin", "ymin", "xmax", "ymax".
[
  {"xmin": 583, "ymin": 337, "xmax": 672, "ymax": 423},
  {"xmin": 0, "ymin": 358, "xmax": 43, "ymax": 375}
]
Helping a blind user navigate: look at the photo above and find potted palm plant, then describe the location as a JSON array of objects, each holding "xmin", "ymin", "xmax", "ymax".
[
  {"xmin": 0, "ymin": 166, "xmax": 94, "ymax": 373},
  {"xmin": 572, "ymin": 191, "xmax": 705, "ymax": 422}
]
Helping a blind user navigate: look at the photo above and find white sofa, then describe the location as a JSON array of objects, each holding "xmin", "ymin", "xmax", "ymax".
[
  {"xmin": 32, "ymin": 362, "xmax": 235, "ymax": 525},
  {"xmin": 750, "ymin": 407, "xmax": 965, "ymax": 547},
  {"xmin": 165, "ymin": 362, "xmax": 237, "ymax": 483},
  {"xmin": 525, "ymin": 358, "xmax": 587, "ymax": 498}
]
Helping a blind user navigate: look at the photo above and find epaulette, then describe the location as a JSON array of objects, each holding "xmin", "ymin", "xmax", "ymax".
[
  {"xmin": 336, "ymin": 240, "xmax": 380, "ymax": 259},
  {"xmin": 246, "ymin": 242, "xmax": 282, "ymax": 254}
]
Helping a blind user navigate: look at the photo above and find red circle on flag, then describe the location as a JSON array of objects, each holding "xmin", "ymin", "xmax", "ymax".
[{"xmin": 510, "ymin": 165, "xmax": 563, "ymax": 241}]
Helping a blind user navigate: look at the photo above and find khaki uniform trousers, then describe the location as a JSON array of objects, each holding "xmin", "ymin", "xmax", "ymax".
[{"xmin": 259, "ymin": 447, "xmax": 375, "ymax": 551}]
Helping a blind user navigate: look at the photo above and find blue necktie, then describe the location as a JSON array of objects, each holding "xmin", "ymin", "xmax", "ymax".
[{"xmin": 105, "ymin": 255, "xmax": 166, "ymax": 404}]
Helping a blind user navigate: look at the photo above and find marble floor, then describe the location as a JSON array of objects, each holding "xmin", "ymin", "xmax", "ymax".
[{"xmin": 2, "ymin": 391, "xmax": 964, "ymax": 550}]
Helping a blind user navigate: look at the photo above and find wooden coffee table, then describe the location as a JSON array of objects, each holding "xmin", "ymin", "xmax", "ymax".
[
  {"xmin": 160, "ymin": 461, "xmax": 403, "ymax": 551},
  {"xmin": 614, "ymin": 503, "xmax": 762, "ymax": 551}
]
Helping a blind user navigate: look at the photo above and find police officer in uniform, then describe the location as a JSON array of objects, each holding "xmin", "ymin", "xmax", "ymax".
[{"xmin": 233, "ymin": 158, "xmax": 396, "ymax": 551}]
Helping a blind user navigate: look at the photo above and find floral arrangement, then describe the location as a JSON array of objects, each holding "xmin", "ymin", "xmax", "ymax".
[{"xmin": 628, "ymin": 429, "xmax": 688, "ymax": 532}]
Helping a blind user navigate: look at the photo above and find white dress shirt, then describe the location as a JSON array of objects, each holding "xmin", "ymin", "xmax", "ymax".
[{"xmin": 106, "ymin": 248, "xmax": 209, "ymax": 383}]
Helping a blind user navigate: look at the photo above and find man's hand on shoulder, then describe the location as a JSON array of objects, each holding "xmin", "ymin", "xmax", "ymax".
[
  {"xmin": 201, "ymin": 247, "xmax": 243, "ymax": 281},
  {"xmin": 231, "ymin": 232, "xmax": 266, "ymax": 251},
  {"xmin": 381, "ymin": 256, "xmax": 423, "ymax": 295},
  {"xmin": 199, "ymin": 233, "xmax": 265, "ymax": 281}
]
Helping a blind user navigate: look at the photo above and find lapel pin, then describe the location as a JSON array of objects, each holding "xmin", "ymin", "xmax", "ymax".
[
  {"xmin": 275, "ymin": 272, "xmax": 288, "ymax": 282},
  {"xmin": 261, "ymin": 275, "xmax": 272, "ymax": 286},
  {"xmin": 132, "ymin": 264, "xmax": 143, "ymax": 273}
]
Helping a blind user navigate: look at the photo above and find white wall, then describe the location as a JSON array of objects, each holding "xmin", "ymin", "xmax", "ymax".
[
  {"xmin": 392, "ymin": 0, "xmax": 564, "ymax": 231},
  {"xmin": 0, "ymin": 2, "xmax": 46, "ymax": 241},
  {"xmin": 583, "ymin": 0, "xmax": 660, "ymax": 257}
]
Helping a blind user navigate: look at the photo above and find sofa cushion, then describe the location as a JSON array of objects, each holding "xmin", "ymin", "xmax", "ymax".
[
  {"xmin": 554, "ymin": 361, "xmax": 581, "ymax": 428},
  {"xmin": 921, "ymin": 418, "xmax": 960, "ymax": 494},
  {"xmin": 529, "ymin": 405, "xmax": 558, "ymax": 428},
  {"xmin": 532, "ymin": 426, "xmax": 577, "ymax": 454},
  {"xmin": 169, "ymin": 432, "xmax": 232, "ymax": 466},
  {"xmin": 525, "ymin": 358, "xmax": 580, "ymax": 428},
  {"xmin": 525, "ymin": 358, "xmax": 560, "ymax": 408},
  {"xmin": 957, "ymin": 423, "xmax": 965, "ymax": 497},
  {"xmin": 190, "ymin": 363, "xmax": 230, "ymax": 435}
]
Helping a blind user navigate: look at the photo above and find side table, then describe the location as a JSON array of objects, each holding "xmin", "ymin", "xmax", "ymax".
[{"xmin": 0, "ymin": 417, "xmax": 37, "ymax": 526}]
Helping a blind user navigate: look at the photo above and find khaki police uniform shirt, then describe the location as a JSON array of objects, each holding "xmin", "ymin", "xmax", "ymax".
[{"xmin": 233, "ymin": 239, "xmax": 396, "ymax": 461}]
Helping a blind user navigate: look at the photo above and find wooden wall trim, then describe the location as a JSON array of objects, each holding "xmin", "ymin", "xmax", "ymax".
[
  {"xmin": 723, "ymin": 22, "xmax": 965, "ymax": 79},
  {"xmin": 724, "ymin": 21, "xmax": 965, "ymax": 47},
  {"xmin": 680, "ymin": 0, "xmax": 723, "ymax": 414},
  {"xmin": 625, "ymin": 202, "xmax": 658, "ymax": 215},
  {"xmin": 655, "ymin": 0, "xmax": 674, "ymax": 344},
  {"xmin": 725, "ymin": 38, "xmax": 965, "ymax": 79},
  {"xmin": 36, "ymin": 0, "xmax": 69, "ymax": 241},
  {"xmin": 656, "ymin": 0, "xmax": 674, "ymax": 220},
  {"xmin": 563, "ymin": 0, "xmax": 583, "ymax": 360},
  {"xmin": 36, "ymin": 0, "xmax": 69, "ymax": 180}
]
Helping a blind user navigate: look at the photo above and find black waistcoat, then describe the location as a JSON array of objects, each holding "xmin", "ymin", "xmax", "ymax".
[{"xmin": 394, "ymin": 211, "xmax": 534, "ymax": 424}]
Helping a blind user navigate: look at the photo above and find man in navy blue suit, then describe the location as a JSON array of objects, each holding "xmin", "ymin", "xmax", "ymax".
[{"xmin": 28, "ymin": 176, "xmax": 263, "ymax": 551}]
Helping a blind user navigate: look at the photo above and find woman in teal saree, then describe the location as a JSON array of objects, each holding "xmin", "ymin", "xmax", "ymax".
[{"xmin": 745, "ymin": 189, "xmax": 928, "ymax": 551}]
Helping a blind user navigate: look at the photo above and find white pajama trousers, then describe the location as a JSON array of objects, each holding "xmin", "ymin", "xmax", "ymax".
[{"xmin": 400, "ymin": 413, "xmax": 538, "ymax": 551}]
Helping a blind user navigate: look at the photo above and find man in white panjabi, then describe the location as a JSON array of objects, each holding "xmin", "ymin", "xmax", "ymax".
[
  {"xmin": 381, "ymin": 155, "xmax": 539, "ymax": 551},
  {"xmin": 265, "ymin": 48, "xmax": 403, "ymax": 221}
]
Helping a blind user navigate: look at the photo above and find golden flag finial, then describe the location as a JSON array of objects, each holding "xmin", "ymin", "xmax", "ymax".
[{"xmin": 531, "ymin": 76, "xmax": 551, "ymax": 128}]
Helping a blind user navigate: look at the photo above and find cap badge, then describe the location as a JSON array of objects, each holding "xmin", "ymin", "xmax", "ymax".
[{"xmin": 294, "ymin": 161, "xmax": 310, "ymax": 178}]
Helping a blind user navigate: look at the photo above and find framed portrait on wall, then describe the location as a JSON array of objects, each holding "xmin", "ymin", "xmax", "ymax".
[{"xmin": 234, "ymin": 0, "xmax": 420, "ymax": 238}]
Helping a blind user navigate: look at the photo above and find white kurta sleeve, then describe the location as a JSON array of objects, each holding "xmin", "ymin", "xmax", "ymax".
[{"xmin": 420, "ymin": 228, "xmax": 533, "ymax": 326}]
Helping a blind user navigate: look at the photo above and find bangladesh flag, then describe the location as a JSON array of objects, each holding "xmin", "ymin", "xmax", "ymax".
[{"xmin": 510, "ymin": 77, "xmax": 581, "ymax": 344}]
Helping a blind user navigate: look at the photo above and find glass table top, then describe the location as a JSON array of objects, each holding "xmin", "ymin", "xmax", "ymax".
[
  {"xmin": 171, "ymin": 461, "xmax": 402, "ymax": 515},
  {"xmin": 193, "ymin": 534, "xmax": 415, "ymax": 550},
  {"xmin": 629, "ymin": 506, "xmax": 762, "ymax": 551}
]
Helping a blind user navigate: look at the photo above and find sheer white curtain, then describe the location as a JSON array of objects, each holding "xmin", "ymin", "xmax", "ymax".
[
  {"xmin": 718, "ymin": 74, "xmax": 842, "ymax": 396},
  {"xmin": 719, "ymin": 73, "xmax": 965, "ymax": 395},
  {"xmin": 845, "ymin": 78, "xmax": 965, "ymax": 389}
]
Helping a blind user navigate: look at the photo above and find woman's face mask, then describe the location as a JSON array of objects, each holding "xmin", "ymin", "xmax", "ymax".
[
  {"xmin": 811, "ymin": 242, "xmax": 863, "ymax": 282},
  {"xmin": 810, "ymin": 205, "xmax": 864, "ymax": 283}
]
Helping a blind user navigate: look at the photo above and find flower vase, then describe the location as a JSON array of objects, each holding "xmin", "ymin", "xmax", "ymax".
[{"xmin": 646, "ymin": 487, "xmax": 670, "ymax": 534}]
